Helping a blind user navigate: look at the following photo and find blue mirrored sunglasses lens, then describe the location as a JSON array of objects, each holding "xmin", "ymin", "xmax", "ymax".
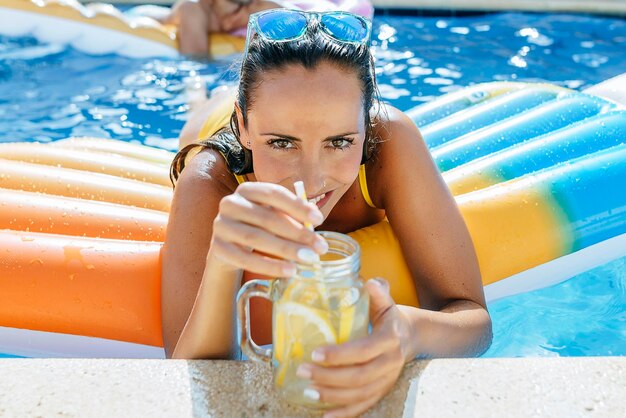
[
  {"xmin": 257, "ymin": 10, "xmax": 307, "ymax": 40},
  {"xmin": 321, "ymin": 14, "xmax": 369, "ymax": 42}
]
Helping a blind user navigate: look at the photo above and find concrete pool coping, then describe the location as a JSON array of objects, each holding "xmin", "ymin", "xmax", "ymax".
[
  {"xmin": 373, "ymin": 0, "xmax": 626, "ymax": 15},
  {"xmin": 1, "ymin": 357, "xmax": 624, "ymax": 417}
]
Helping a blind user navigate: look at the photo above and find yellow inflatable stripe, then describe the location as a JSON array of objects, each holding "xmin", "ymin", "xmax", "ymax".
[
  {"xmin": 444, "ymin": 171, "xmax": 503, "ymax": 196},
  {"xmin": 348, "ymin": 222, "xmax": 419, "ymax": 307},
  {"xmin": 458, "ymin": 184, "xmax": 573, "ymax": 285},
  {"xmin": 206, "ymin": 33, "xmax": 246, "ymax": 57},
  {"xmin": 353, "ymin": 182, "xmax": 573, "ymax": 307}
]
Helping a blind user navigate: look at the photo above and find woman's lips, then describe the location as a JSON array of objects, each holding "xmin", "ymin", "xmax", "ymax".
[{"xmin": 309, "ymin": 190, "xmax": 333, "ymax": 209}]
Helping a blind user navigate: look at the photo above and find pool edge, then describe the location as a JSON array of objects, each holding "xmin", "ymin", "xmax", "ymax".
[{"xmin": 0, "ymin": 357, "xmax": 623, "ymax": 416}]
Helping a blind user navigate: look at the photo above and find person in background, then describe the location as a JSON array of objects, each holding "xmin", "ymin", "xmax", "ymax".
[{"xmin": 160, "ymin": 0, "xmax": 374, "ymax": 56}]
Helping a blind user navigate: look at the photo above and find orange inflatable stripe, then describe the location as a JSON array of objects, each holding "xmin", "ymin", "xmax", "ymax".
[
  {"xmin": 0, "ymin": 159, "xmax": 172, "ymax": 212},
  {"xmin": 0, "ymin": 188, "xmax": 167, "ymax": 241},
  {"xmin": 0, "ymin": 229, "xmax": 163, "ymax": 347},
  {"xmin": 0, "ymin": 143, "xmax": 171, "ymax": 186}
]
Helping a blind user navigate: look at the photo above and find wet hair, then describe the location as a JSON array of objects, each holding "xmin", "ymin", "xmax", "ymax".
[{"xmin": 170, "ymin": 18, "xmax": 380, "ymax": 186}]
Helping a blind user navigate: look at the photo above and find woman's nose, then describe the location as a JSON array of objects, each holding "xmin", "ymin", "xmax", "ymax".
[{"xmin": 299, "ymin": 165, "xmax": 327, "ymax": 196}]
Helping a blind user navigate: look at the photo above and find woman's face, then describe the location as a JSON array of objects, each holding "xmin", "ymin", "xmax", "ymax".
[{"xmin": 237, "ymin": 62, "xmax": 366, "ymax": 219}]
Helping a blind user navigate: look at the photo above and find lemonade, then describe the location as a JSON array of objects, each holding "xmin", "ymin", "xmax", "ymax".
[
  {"xmin": 237, "ymin": 231, "xmax": 368, "ymax": 409},
  {"xmin": 271, "ymin": 274, "xmax": 369, "ymax": 407}
]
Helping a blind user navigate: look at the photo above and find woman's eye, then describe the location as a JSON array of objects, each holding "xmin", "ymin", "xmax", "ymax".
[
  {"xmin": 268, "ymin": 139, "xmax": 294, "ymax": 150},
  {"xmin": 329, "ymin": 138, "xmax": 354, "ymax": 150}
]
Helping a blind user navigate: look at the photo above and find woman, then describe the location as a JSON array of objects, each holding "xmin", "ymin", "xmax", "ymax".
[{"xmin": 162, "ymin": 9, "xmax": 492, "ymax": 417}]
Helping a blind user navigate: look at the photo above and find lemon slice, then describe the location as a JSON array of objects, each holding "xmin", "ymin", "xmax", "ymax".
[
  {"xmin": 273, "ymin": 301, "xmax": 337, "ymax": 387},
  {"xmin": 338, "ymin": 304, "xmax": 356, "ymax": 344},
  {"xmin": 334, "ymin": 287, "xmax": 360, "ymax": 343},
  {"xmin": 275, "ymin": 301, "xmax": 337, "ymax": 352}
]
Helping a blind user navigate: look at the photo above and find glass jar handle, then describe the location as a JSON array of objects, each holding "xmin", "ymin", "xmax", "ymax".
[{"xmin": 236, "ymin": 279, "xmax": 273, "ymax": 363}]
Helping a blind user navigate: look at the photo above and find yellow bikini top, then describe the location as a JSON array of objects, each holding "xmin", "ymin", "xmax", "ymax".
[{"xmin": 198, "ymin": 94, "xmax": 376, "ymax": 209}]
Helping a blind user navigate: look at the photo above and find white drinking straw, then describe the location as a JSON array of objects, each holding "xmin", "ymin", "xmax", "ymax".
[
  {"xmin": 294, "ymin": 180, "xmax": 321, "ymax": 262},
  {"xmin": 293, "ymin": 181, "xmax": 330, "ymax": 306}
]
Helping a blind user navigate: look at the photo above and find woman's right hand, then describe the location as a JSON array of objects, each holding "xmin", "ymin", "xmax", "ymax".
[{"xmin": 209, "ymin": 182, "xmax": 328, "ymax": 277}]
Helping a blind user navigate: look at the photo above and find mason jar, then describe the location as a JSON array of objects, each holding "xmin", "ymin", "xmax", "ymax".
[{"xmin": 237, "ymin": 231, "xmax": 369, "ymax": 408}]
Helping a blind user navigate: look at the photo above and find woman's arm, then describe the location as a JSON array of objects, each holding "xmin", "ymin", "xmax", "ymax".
[
  {"xmin": 162, "ymin": 149, "xmax": 327, "ymax": 359},
  {"xmin": 373, "ymin": 106, "xmax": 492, "ymax": 355},
  {"xmin": 161, "ymin": 149, "xmax": 238, "ymax": 358}
]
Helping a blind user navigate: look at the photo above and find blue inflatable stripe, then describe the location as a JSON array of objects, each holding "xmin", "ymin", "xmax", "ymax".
[
  {"xmin": 420, "ymin": 86, "xmax": 564, "ymax": 147},
  {"xmin": 444, "ymin": 111, "xmax": 626, "ymax": 191},
  {"xmin": 407, "ymin": 82, "xmax": 525, "ymax": 127},
  {"xmin": 431, "ymin": 95, "xmax": 615, "ymax": 172},
  {"xmin": 548, "ymin": 144, "xmax": 626, "ymax": 250},
  {"xmin": 493, "ymin": 111, "xmax": 626, "ymax": 181}
]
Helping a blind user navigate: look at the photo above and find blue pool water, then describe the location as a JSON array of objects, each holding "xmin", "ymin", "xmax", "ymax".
[
  {"xmin": 483, "ymin": 256, "xmax": 626, "ymax": 357},
  {"xmin": 2, "ymin": 12, "xmax": 625, "ymax": 145},
  {"xmin": 0, "ymin": 11, "xmax": 625, "ymax": 358}
]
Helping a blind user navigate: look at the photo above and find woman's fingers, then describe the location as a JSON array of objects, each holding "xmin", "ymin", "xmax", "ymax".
[
  {"xmin": 236, "ymin": 182, "xmax": 323, "ymax": 226},
  {"xmin": 312, "ymin": 327, "xmax": 399, "ymax": 367},
  {"xmin": 297, "ymin": 351, "xmax": 395, "ymax": 389},
  {"xmin": 211, "ymin": 182, "xmax": 327, "ymax": 273},
  {"xmin": 210, "ymin": 237, "xmax": 296, "ymax": 277},
  {"xmin": 214, "ymin": 218, "xmax": 323, "ymax": 264},
  {"xmin": 313, "ymin": 377, "xmax": 395, "ymax": 417},
  {"xmin": 219, "ymin": 193, "xmax": 324, "ymax": 250}
]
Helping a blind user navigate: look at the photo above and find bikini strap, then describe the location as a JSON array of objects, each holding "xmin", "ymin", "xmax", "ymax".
[
  {"xmin": 358, "ymin": 164, "xmax": 377, "ymax": 209},
  {"xmin": 234, "ymin": 173, "xmax": 247, "ymax": 184}
]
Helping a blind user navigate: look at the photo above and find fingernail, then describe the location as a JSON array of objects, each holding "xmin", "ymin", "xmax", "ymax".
[
  {"xmin": 313, "ymin": 238, "xmax": 328, "ymax": 254},
  {"xmin": 296, "ymin": 364, "xmax": 312, "ymax": 379},
  {"xmin": 309, "ymin": 210, "xmax": 323, "ymax": 225},
  {"xmin": 370, "ymin": 277, "xmax": 389, "ymax": 288},
  {"xmin": 303, "ymin": 388, "xmax": 320, "ymax": 401},
  {"xmin": 283, "ymin": 264, "xmax": 297, "ymax": 277},
  {"xmin": 297, "ymin": 248, "xmax": 319, "ymax": 263},
  {"xmin": 311, "ymin": 350, "xmax": 325, "ymax": 363}
]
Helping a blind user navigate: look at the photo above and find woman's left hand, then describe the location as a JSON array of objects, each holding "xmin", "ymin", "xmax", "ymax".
[{"xmin": 296, "ymin": 278, "xmax": 415, "ymax": 418}]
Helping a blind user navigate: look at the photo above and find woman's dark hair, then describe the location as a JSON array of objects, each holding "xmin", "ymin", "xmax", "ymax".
[{"xmin": 170, "ymin": 18, "xmax": 380, "ymax": 186}]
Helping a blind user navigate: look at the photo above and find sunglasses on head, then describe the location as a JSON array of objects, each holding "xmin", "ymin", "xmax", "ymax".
[{"xmin": 244, "ymin": 9, "xmax": 372, "ymax": 56}]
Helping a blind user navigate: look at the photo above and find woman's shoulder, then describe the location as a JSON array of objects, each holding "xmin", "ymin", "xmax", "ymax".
[
  {"xmin": 174, "ymin": 146, "xmax": 239, "ymax": 199},
  {"xmin": 370, "ymin": 103, "xmax": 427, "ymax": 161},
  {"xmin": 373, "ymin": 103, "xmax": 421, "ymax": 140},
  {"xmin": 366, "ymin": 104, "xmax": 431, "ymax": 206}
]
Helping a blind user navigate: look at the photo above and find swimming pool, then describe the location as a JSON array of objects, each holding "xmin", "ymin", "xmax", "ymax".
[{"xmin": 0, "ymin": 11, "xmax": 625, "ymax": 358}]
